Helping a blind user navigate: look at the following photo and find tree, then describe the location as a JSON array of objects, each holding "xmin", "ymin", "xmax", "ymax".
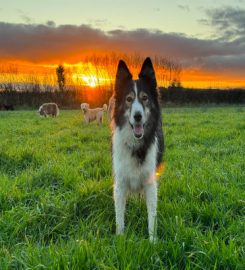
[
  {"xmin": 170, "ymin": 79, "xmax": 182, "ymax": 88},
  {"xmin": 56, "ymin": 64, "xmax": 65, "ymax": 91}
]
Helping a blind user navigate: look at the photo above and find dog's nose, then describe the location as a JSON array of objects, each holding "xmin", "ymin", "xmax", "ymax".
[{"xmin": 134, "ymin": 112, "xmax": 142, "ymax": 122}]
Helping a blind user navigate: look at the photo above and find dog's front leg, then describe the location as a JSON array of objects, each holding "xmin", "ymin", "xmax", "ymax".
[
  {"xmin": 114, "ymin": 182, "xmax": 127, "ymax": 235},
  {"xmin": 144, "ymin": 181, "xmax": 157, "ymax": 242}
]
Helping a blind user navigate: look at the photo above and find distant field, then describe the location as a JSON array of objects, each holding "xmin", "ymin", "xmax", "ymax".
[{"xmin": 0, "ymin": 106, "xmax": 244, "ymax": 269}]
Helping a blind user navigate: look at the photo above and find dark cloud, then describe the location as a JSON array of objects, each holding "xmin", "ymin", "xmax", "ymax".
[
  {"xmin": 46, "ymin": 21, "xmax": 56, "ymax": 27},
  {"xmin": 203, "ymin": 54, "xmax": 245, "ymax": 71},
  {"xmin": 0, "ymin": 22, "xmax": 244, "ymax": 75},
  {"xmin": 182, "ymin": 54, "xmax": 245, "ymax": 76},
  {"xmin": 200, "ymin": 7, "xmax": 245, "ymax": 40}
]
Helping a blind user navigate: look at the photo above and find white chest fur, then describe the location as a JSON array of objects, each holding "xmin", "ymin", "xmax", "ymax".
[{"xmin": 112, "ymin": 126, "xmax": 157, "ymax": 192}]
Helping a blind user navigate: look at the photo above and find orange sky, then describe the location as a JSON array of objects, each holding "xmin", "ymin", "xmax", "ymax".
[
  {"xmin": 182, "ymin": 69, "xmax": 245, "ymax": 89},
  {"xmin": 0, "ymin": 59, "xmax": 244, "ymax": 89}
]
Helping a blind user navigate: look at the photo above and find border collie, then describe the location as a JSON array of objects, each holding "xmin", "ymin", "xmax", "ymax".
[{"xmin": 111, "ymin": 57, "xmax": 164, "ymax": 241}]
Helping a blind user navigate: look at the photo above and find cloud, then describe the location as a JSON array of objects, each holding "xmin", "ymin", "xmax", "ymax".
[
  {"xmin": 15, "ymin": 8, "xmax": 33, "ymax": 24},
  {"xmin": 0, "ymin": 22, "xmax": 244, "ymax": 76},
  {"xmin": 46, "ymin": 20, "xmax": 56, "ymax": 27},
  {"xmin": 200, "ymin": 7, "xmax": 245, "ymax": 40},
  {"xmin": 153, "ymin": 8, "xmax": 161, "ymax": 12},
  {"xmin": 87, "ymin": 18, "xmax": 111, "ymax": 28},
  {"xmin": 177, "ymin": 5, "xmax": 190, "ymax": 12}
]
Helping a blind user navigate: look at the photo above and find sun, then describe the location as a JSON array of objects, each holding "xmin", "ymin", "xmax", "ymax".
[
  {"xmin": 81, "ymin": 75, "xmax": 98, "ymax": 88},
  {"xmin": 72, "ymin": 73, "xmax": 98, "ymax": 88},
  {"xmin": 70, "ymin": 62, "xmax": 113, "ymax": 88}
]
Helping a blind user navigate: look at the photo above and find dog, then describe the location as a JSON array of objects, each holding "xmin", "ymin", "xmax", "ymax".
[
  {"xmin": 39, "ymin": 103, "xmax": 59, "ymax": 117},
  {"xmin": 3, "ymin": 104, "xmax": 14, "ymax": 111},
  {"xmin": 111, "ymin": 57, "xmax": 164, "ymax": 242},
  {"xmin": 81, "ymin": 103, "xmax": 107, "ymax": 124}
]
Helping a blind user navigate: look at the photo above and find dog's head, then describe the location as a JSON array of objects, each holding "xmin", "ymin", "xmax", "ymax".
[
  {"xmin": 81, "ymin": 103, "xmax": 89, "ymax": 113},
  {"xmin": 39, "ymin": 105, "xmax": 45, "ymax": 116},
  {"xmin": 114, "ymin": 57, "xmax": 159, "ymax": 140}
]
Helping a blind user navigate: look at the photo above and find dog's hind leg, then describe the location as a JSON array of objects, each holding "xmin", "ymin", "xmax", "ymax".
[
  {"xmin": 114, "ymin": 182, "xmax": 127, "ymax": 235},
  {"xmin": 97, "ymin": 116, "xmax": 102, "ymax": 125},
  {"xmin": 144, "ymin": 181, "xmax": 157, "ymax": 242}
]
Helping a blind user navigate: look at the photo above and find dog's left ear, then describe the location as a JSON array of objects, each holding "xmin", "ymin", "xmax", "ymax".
[{"xmin": 138, "ymin": 57, "xmax": 157, "ymax": 88}]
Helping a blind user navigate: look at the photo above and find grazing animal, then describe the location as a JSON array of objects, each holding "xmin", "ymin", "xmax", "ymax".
[
  {"xmin": 111, "ymin": 57, "xmax": 164, "ymax": 242},
  {"xmin": 3, "ymin": 104, "xmax": 14, "ymax": 111},
  {"xmin": 39, "ymin": 103, "xmax": 59, "ymax": 117},
  {"xmin": 81, "ymin": 103, "xmax": 107, "ymax": 124}
]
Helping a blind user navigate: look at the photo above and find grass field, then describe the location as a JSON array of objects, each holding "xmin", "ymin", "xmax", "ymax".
[{"xmin": 0, "ymin": 106, "xmax": 244, "ymax": 269}]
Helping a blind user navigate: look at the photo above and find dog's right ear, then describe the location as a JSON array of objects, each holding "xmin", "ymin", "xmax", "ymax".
[
  {"xmin": 115, "ymin": 60, "xmax": 132, "ymax": 92},
  {"xmin": 138, "ymin": 57, "xmax": 157, "ymax": 88}
]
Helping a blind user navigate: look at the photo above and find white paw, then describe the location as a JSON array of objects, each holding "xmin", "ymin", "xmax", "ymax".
[{"xmin": 149, "ymin": 234, "xmax": 157, "ymax": 243}]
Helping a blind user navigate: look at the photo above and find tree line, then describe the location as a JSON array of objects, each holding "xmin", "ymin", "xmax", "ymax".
[{"xmin": 1, "ymin": 86, "xmax": 244, "ymax": 110}]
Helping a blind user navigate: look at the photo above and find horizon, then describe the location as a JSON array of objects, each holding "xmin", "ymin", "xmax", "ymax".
[{"xmin": 0, "ymin": 0, "xmax": 245, "ymax": 89}]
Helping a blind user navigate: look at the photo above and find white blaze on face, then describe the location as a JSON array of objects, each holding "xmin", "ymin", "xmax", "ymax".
[{"xmin": 129, "ymin": 82, "xmax": 145, "ymax": 139}]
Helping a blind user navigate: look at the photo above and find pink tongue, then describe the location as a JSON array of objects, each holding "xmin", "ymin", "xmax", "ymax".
[{"xmin": 133, "ymin": 124, "xmax": 143, "ymax": 135}]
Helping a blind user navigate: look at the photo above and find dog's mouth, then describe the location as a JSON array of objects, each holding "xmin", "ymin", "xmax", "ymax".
[{"xmin": 130, "ymin": 123, "xmax": 144, "ymax": 139}]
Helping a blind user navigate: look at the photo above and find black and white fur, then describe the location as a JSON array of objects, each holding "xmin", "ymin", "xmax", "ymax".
[{"xmin": 111, "ymin": 57, "xmax": 164, "ymax": 241}]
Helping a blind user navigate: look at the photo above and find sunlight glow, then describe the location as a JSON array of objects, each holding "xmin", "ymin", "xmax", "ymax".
[
  {"xmin": 81, "ymin": 75, "xmax": 97, "ymax": 87},
  {"xmin": 156, "ymin": 163, "xmax": 165, "ymax": 178},
  {"xmin": 69, "ymin": 62, "xmax": 112, "ymax": 88}
]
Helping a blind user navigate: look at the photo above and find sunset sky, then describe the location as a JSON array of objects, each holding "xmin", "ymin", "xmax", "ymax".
[{"xmin": 0, "ymin": 0, "xmax": 245, "ymax": 88}]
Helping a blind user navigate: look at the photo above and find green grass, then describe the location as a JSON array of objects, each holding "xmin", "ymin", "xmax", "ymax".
[{"xmin": 0, "ymin": 106, "xmax": 244, "ymax": 269}]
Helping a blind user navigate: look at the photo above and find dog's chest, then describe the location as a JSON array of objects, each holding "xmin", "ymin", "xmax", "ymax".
[{"xmin": 112, "ymin": 128, "xmax": 157, "ymax": 192}]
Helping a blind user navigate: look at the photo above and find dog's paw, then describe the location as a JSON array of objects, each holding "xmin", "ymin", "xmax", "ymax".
[
  {"xmin": 116, "ymin": 231, "xmax": 124, "ymax": 236},
  {"xmin": 116, "ymin": 226, "xmax": 124, "ymax": 235}
]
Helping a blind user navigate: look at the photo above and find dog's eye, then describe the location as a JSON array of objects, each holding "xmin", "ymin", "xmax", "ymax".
[
  {"xmin": 142, "ymin": 95, "xmax": 148, "ymax": 101},
  {"xmin": 126, "ymin": 96, "xmax": 133, "ymax": 102}
]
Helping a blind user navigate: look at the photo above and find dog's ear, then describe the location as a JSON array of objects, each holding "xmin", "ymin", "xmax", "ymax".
[
  {"xmin": 138, "ymin": 57, "xmax": 157, "ymax": 88},
  {"xmin": 115, "ymin": 60, "xmax": 132, "ymax": 92}
]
